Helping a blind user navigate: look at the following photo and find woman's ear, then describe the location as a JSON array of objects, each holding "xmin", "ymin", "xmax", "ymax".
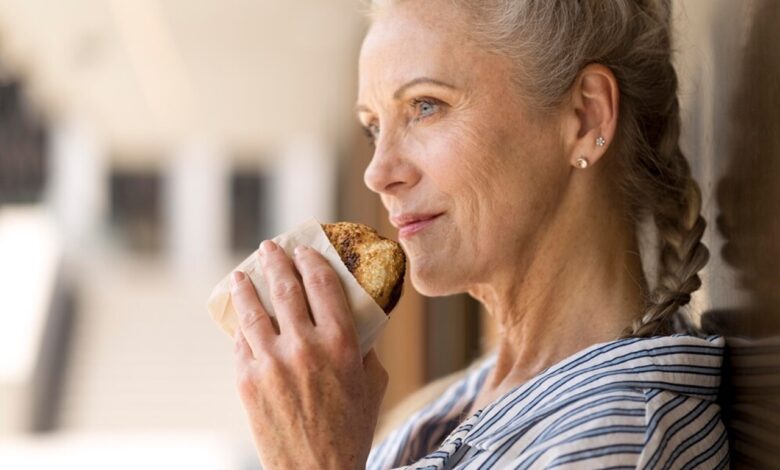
[{"xmin": 562, "ymin": 63, "xmax": 619, "ymax": 169}]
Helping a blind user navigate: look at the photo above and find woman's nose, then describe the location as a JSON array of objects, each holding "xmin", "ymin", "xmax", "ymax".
[{"xmin": 363, "ymin": 136, "xmax": 419, "ymax": 196}]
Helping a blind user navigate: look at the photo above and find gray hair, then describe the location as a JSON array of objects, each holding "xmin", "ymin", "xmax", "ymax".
[{"xmin": 368, "ymin": 0, "xmax": 709, "ymax": 337}]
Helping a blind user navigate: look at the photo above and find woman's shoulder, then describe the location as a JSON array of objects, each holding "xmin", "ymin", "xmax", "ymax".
[
  {"xmin": 453, "ymin": 335, "xmax": 729, "ymax": 468},
  {"xmin": 465, "ymin": 335, "xmax": 726, "ymax": 439},
  {"xmin": 370, "ymin": 336, "xmax": 729, "ymax": 469},
  {"xmin": 475, "ymin": 388, "xmax": 728, "ymax": 469}
]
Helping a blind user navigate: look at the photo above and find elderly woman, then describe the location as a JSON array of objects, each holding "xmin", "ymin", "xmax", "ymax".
[{"xmin": 228, "ymin": 0, "xmax": 728, "ymax": 468}]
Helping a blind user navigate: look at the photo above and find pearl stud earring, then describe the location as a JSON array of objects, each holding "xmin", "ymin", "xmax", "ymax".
[
  {"xmin": 596, "ymin": 136, "xmax": 606, "ymax": 147},
  {"xmin": 575, "ymin": 157, "xmax": 589, "ymax": 169}
]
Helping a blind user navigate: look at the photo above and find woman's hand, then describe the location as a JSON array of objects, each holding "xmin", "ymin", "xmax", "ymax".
[{"xmin": 230, "ymin": 240, "xmax": 388, "ymax": 470}]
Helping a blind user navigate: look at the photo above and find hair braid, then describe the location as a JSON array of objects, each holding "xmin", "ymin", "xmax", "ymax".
[{"xmin": 625, "ymin": 63, "xmax": 710, "ymax": 337}]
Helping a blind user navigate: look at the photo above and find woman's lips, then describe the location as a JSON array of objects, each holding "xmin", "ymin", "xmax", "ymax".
[{"xmin": 396, "ymin": 213, "xmax": 443, "ymax": 239}]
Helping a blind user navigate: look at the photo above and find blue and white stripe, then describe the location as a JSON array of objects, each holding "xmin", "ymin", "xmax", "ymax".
[{"xmin": 367, "ymin": 335, "xmax": 728, "ymax": 469}]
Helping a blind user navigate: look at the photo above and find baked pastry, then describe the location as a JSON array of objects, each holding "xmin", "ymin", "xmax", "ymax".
[{"xmin": 322, "ymin": 222, "xmax": 406, "ymax": 314}]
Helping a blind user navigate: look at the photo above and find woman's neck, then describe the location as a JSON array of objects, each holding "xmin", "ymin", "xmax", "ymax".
[{"xmin": 468, "ymin": 175, "xmax": 645, "ymax": 393}]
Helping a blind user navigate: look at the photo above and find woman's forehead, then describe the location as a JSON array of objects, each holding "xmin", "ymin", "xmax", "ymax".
[
  {"xmin": 358, "ymin": 9, "xmax": 491, "ymax": 100},
  {"xmin": 360, "ymin": 10, "xmax": 471, "ymax": 64}
]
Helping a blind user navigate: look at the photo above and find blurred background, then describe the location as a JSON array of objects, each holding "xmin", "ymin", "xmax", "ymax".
[{"xmin": 0, "ymin": 0, "xmax": 777, "ymax": 468}]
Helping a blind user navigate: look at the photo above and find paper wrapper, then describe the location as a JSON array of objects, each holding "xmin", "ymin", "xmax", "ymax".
[{"xmin": 207, "ymin": 218, "xmax": 389, "ymax": 357}]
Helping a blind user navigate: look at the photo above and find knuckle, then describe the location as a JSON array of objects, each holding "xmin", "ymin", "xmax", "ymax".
[
  {"xmin": 329, "ymin": 333, "xmax": 347, "ymax": 353},
  {"xmin": 287, "ymin": 339, "xmax": 318, "ymax": 369},
  {"xmin": 256, "ymin": 354, "xmax": 283, "ymax": 376},
  {"xmin": 331, "ymin": 331, "xmax": 359, "ymax": 361},
  {"xmin": 235, "ymin": 367, "xmax": 259, "ymax": 398},
  {"xmin": 332, "ymin": 326, "xmax": 357, "ymax": 347},
  {"xmin": 239, "ymin": 308, "xmax": 263, "ymax": 328},
  {"xmin": 290, "ymin": 340, "xmax": 314, "ymax": 360},
  {"xmin": 269, "ymin": 279, "xmax": 303, "ymax": 302},
  {"xmin": 305, "ymin": 268, "xmax": 338, "ymax": 290},
  {"xmin": 240, "ymin": 311, "xmax": 276, "ymax": 340}
]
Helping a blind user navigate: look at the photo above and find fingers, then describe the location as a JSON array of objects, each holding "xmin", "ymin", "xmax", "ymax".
[
  {"xmin": 258, "ymin": 240, "xmax": 313, "ymax": 333},
  {"xmin": 243, "ymin": 240, "xmax": 358, "ymax": 360},
  {"xmin": 231, "ymin": 270, "xmax": 276, "ymax": 356},
  {"xmin": 292, "ymin": 245, "xmax": 356, "ymax": 336}
]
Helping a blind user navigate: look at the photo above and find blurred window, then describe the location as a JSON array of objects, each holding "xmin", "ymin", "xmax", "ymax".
[
  {"xmin": 109, "ymin": 171, "xmax": 163, "ymax": 253},
  {"xmin": 0, "ymin": 80, "xmax": 46, "ymax": 204},
  {"xmin": 230, "ymin": 169, "xmax": 270, "ymax": 253}
]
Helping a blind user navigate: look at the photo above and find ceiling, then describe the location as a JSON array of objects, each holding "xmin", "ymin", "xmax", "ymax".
[{"xmin": 0, "ymin": 0, "xmax": 367, "ymax": 157}]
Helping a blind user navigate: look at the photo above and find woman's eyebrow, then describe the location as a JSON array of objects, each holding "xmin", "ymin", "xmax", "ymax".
[
  {"xmin": 354, "ymin": 77, "xmax": 456, "ymax": 114},
  {"xmin": 392, "ymin": 77, "xmax": 456, "ymax": 99}
]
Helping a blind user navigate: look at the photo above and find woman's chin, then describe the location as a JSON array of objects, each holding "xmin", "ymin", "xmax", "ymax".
[{"xmin": 409, "ymin": 265, "xmax": 461, "ymax": 297}]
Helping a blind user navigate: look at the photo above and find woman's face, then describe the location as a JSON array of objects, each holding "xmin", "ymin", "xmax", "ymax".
[{"xmin": 357, "ymin": 1, "xmax": 569, "ymax": 296}]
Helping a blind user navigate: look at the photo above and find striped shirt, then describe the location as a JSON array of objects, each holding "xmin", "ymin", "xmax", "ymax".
[{"xmin": 367, "ymin": 335, "xmax": 729, "ymax": 469}]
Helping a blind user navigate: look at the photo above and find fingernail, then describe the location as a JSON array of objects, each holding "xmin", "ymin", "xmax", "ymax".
[
  {"xmin": 231, "ymin": 270, "xmax": 245, "ymax": 288},
  {"xmin": 294, "ymin": 245, "xmax": 309, "ymax": 257},
  {"xmin": 260, "ymin": 240, "xmax": 277, "ymax": 254}
]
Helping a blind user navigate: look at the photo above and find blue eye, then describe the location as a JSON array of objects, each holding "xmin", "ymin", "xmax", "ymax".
[
  {"xmin": 419, "ymin": 101, "xmax": 436, "ymax": 115},
  {"xmin": 413, "ymin": 98, "xmax": 439, "ymax": 119}
]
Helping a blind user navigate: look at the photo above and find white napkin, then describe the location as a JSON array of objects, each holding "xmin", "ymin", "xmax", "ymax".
[{"xmin": 207, "ymin": 218, "xmax": 389, "ymax": 357}]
